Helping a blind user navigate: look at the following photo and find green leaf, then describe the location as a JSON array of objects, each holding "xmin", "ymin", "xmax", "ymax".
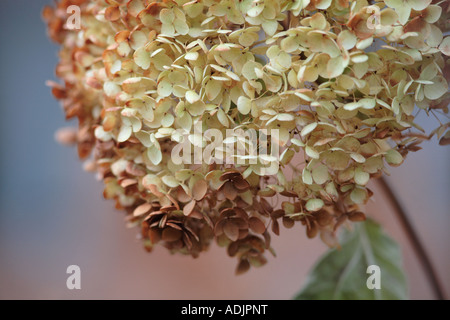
[{"xmin": 294, "ymin": 219, "xmax": 408, "ymax": 300}]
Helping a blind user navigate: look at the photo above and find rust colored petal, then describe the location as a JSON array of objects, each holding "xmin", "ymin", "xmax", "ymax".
[
  {"xmin": 249, "ymin": 217, "xmax": 266, "ymax": 234},
  {"xmin": 223, "ymin": 220, "xmax": 240, "ymax": 242},
  {"xmin": 235, "ymin": 258, "xmax": 250, "ymax": 275}
]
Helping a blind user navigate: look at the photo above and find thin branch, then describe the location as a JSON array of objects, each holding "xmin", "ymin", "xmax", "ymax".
[{"xmin": 378, "ymin": 177, "xmax": 446, "ymax": 300}]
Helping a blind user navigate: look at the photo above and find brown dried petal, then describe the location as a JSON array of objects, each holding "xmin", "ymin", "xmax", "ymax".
[
  {"xmin": 247, "ymin": 236, "xmax": 265, "ymax": 253},
  {"xmin": 306, "ymin": 220, "xmax": 318, "ymax": 238},
  {"xmin": 220, "ymin": 170, "xmax": 241, "ymax": 181},
  {"xmin": 148, "ymin": 228, "xmax": 161, "ymax": 244},
  {"xmin": 235, "ymin": 259, "xmax": 250, "ymax": 275},
  {"xmin": 126, "ymin": 163, "xmax": 146, "ymax": 176},
  {"xmin": 233, "ymin": 207, "xmax": 249, "ymax": 220},
  {"xmin": 220, "ymin": 207, "xmax": 236, "ymax": 219},
  {"xmin": 147, "ymin": 184, "xmax": 164, "ymax": 198},
  {"xmin": 159, "ymin": 214, "xmax": 167, "ymax": 228},
  {"xmin": 439, "ymin": 133, "xmax": 450, "ymax": 146},
  {"xmin": 55, "ymin": 127, "xmax": 77, "ymax": 146},
  {"xmin": 260, "ymin": 198, "xmax": 273, "ymax": 214},
  {"xmin": 280, "ymin": 190, "xmax": 298, "ymax": 197},
  {"xmin": 177, "ymin": 187, "xmax": 192, "ymax": 203},
  {"xmin": 188, "ymin": 210, "xmax": 203, "ymax": 219},
  {"xmin": 161, "ymin": 205, "xmax": 177, "ymax": 212},
  {"xmin": 258, "ymin": 188, "xmax": 276, "ymax": 197},
  {"xmin": 347, "ymin": 211, "xmax": 367, "ymax": 222},
  {"xmin": 238, "ymin": 229, "xmax": 249, "ymax": 240},
  {"xmin": 165, "ymin": 222, "xmax": 182, "ymax": 230},
  {"xmin": 233, "ymin": 177, "xmax": 250, "ymax": 191},
  {"xmin": 227, "ymin": 242, "xmax": 239, "ymax": 257},
  {"xmin": 223, "ymin": 221, "xmax": 240, "ymax": 242},
  {"xmin": 182, "ymin": 233, "xmax": 193, "ymax": 250},
  {"xmin": 216, "ymin": 233, "xmax": 230, "ymax": 247},
  {"xmin": 105, "ymin": 6, "xmax": 121, "ymax": 21},
  {"xmin": 223, "ymin": 181, "xmax": 238, "ymax": 200},
  {"xmin": 133, "ymin": 203, "xmax": 152, "ymax": 217},
  {"xmin": 162, "ymin": 228, "xmax": 183, "ymax": 242},
  {"xmin": 165, "ymin": 194, "xmax": 180, "ymax": 210},
  {"xmin": 315, "ymin": 210, "xmax": 333, "ymax": 227},
  {"xmin": 235, "ymin": 197, "xmax": 251, "ymax": 208},
  {"xmin": 263, "ymin": 230, "xmax": 271, "ymax": 249},
  {"xmin": 248, "ymin": 255, "xmax": 267, "ymax": 268},
  {"xmin": 144, "ymin": 211, "xmax": 164, "ymax": 221},
  {"xmin": 203, "ymin": 212, "xmax": 214, "ymax": 229},
  {"xmin": 282, "ymin": 216, "xmax": 295, "ymax": 229},
  {"xmin": 270, "ymin": 209, "xmax": 285, "ymax": 219},
  {"xmin": 249, "ymin": 217, "xmax": 266, "ymax": 234},
  {"xmin": 184, "ymin": 225, "xmax": 200, "ymax": 242},
  {"xmin": 271, "ymin": 219, "xmax": 280, "ymax": 236},
  {"xmin": 183, "ymin": 199, "xmax": 196, "ymax": 216},
  {"xmin": 120, "ymin": 178, "xmax": 137, "ymax": 188},
  {"xmin": 192, "ymin": 179, "xmax": 208, "ymax": 201},
  {"xmin": 233, "ymin": 217, "xmax": 248, "ymax": 230},
  {"xmin": 214, "ymin": 219, "xmax": 226, "ymax": 235}
]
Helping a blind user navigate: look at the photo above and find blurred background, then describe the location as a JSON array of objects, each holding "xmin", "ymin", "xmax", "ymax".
[{"xmin": 0, "ymin": 0, "xmax": 448, "ymax": 299}]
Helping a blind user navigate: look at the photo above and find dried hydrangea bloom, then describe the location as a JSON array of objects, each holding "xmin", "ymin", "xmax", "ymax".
[{"xmin": 44, "ymin": 0, "xmax": 449, "ymax": 274}]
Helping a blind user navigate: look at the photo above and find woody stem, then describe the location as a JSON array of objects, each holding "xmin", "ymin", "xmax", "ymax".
[{"xmin": 378, "ymin": 177, "xmax": 446, "ymax": 300}]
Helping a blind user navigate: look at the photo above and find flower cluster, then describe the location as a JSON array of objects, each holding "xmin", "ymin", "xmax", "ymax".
[{"xmin": 45, "ymin": 0, "xmax": 449, "ymax": 273}]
